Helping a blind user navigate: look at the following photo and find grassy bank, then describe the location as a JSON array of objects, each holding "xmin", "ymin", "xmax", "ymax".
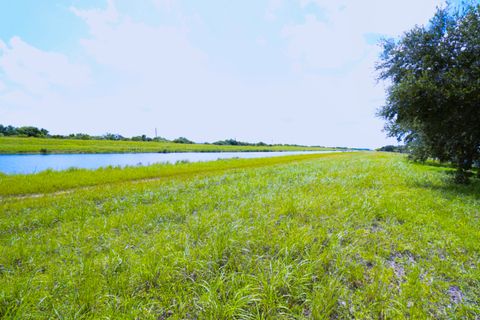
[
  {"xmin": 1, "ymin": 153, "xmax": 479, "ymax": 318},
  {"xmin": 0, "ymin": 152, "xmax": 345, "ymax": 197},
  {"xmin": 0, "ymin": 137, "xmax": 333, "ymax": 154}
]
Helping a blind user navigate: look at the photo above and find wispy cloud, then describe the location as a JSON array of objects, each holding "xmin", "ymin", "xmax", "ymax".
[
  {"xmin": 0, "ymin": 0, "xmax": 447, "ymax": 147},
  {"xmin": 0, "ymin": 37, "xmax": 90, "ymax": 95}
]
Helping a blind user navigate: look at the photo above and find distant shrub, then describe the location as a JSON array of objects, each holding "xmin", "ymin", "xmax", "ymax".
[
  {"xmin": 152, "ymin": 137, "xmax": 169, "ymax": 142},
  {"xmin": 173, "ymin": 137, "xmax": 194, "ymax": 144},
  {"xmin": 71, "ymin": 133, "xmax": 92, "ymax": 140},
  {"xmin": 17, "ymin": 126, "xmax": 49, "ymax": 137},
  {"xmin": 131, "ymin": 134, "xmax": 152, "ymax": 142},
  {"xmin": 376, "ymin": 145, "xmax": 408, "ymax": 153},
  {"xmin": 103, "ymin": 133, "xmax": 125, "ymax": 141},
  {"xmin": 0, "ymin": 124, "xmax": 48, "ymax": 137},
  {"xmin": 213, "ymin": 139, "xmax": 271, "ymax": 147}
]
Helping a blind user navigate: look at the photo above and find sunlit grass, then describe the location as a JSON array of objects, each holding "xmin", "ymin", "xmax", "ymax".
[
  {"xmin": 0, "ymin": 152, "xmax": 479, "ymax": 318},
  {"xmin": 0, "ymin": 152, "xmax": 344, "ymax": 196},
  {"xmin": 0, "ymin": 137, "xmax": 333, "ymax": 154}
]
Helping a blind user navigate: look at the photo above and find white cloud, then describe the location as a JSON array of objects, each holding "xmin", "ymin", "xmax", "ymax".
[
  {"xmin": 283, "ymin": 0, "xmax": 445, "ymax": 70},
  {"xmin": 71, "ymin": 1, "xmax": 207, "ymax": 78},
  {"xmin": 300, "ymin": 0, "xmax": 445, "ymax": 35},
  {"xmin": 1, "ymin": 89, "xmax": 39, "ymax": 109},
  {"xmin": 0, "ymin": 0, "xmax": 440, "ymax": 148},
  {"xmin": 70, "ymin": 0, "xmax": 119, "ymax": 37},
  {"xmin": 265, "ymin": 0, "xmax": 284, "ymax": 21},
  {"xmin": 0, "ymin": 37, "xmax": 91, "ymax": 95},
  {"xmin": 282, "ymin": 14, "xmax": 367, "ymax": 70},
  {"xmin": 0, "ymin": 0, "xmax": 231, "ymax": 139}
]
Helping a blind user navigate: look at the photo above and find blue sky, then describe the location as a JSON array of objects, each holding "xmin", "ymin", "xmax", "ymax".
[{"xmin": 0, "ymin": 0, "xmax": 452, "ymax": 148}]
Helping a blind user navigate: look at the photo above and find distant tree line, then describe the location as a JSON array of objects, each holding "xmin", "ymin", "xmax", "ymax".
[
  {"xmin": 0, "ymin": 125, "xmax": 49, "ymax": 137},
  {"xmin": 376, "ymin": 145, "xmax": 408, "ymax": 153},
  {"xmin": 0, "ymin": 124, "xmax": 175, "ymax": 142},
  {"xmin": 212, "ymin": 139, "xmax": 268, "ymax": 147},
  {"xmin": 0, "ymin": 124, "xmax": 330, "ymax": 148}
]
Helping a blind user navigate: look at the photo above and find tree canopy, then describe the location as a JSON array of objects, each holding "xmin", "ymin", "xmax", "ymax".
[
  {"xmin": 0, "ymin": 125, "xmax": 48, "ymax": 137},
  {"xmin": 377, "ymin": 4, "xmax": 480, "ymax": 183}
]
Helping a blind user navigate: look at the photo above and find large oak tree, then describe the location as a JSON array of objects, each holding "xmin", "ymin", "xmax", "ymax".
[{"xmin": 377, "ymin": 4, "xmax": 480, "ymax": 183}]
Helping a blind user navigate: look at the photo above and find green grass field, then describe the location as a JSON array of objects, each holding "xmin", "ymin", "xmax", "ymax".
[
  {"xmin": 1, "ymin": 152, "xmax": 479, "ymax": 318},
  {"xmin": 0, "ymin": 153, "xmax": 344, "ymax": 197},
  {"xmin": 0, "ymin": 137, "xmax": 333, "ymax": 154}
]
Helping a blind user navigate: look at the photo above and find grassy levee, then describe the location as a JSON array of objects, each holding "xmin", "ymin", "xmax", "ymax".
[
  {"xmin": 1, "ymin": 152, "xmax": 479, "ymax": 318},
  {"xmin": 0, "ymin": 152, "xmax": 346, "ymax": 197},
  {"xmin": 0, "ymin": 137, "xmax": 332, "ymax": 154}
]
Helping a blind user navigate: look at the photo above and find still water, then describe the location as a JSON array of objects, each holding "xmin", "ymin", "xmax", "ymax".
[{"xmin": 0, "ymin": 151, "xmax": 338, "ymax": 175}]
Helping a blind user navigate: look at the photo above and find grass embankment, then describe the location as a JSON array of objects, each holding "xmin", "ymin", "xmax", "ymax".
[
  {"xmin": 0, "ymin": 137, "xmax": 332, "ymax": 154},
  {"xmin": 1, "ymin": 152, "xmax": 479, "ymax": 318},
  {"xmin": 0, "ymin": 153, "xmax": 343, "ymax": 197}
]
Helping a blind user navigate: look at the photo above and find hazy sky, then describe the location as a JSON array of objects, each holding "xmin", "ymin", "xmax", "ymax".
[{"xmin": 0, "ymin": 0, "xmax": 450, "ymax": 148}]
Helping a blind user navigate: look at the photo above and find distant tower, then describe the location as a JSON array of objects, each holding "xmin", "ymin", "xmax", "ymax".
[{"xmin": 155, "ymin": 128, "xmax": 157, "ymax": 138}]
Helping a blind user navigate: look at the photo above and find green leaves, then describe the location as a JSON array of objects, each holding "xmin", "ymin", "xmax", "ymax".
[{"xmin": 377, "ymin": 4, "xmax": 480, "ymax": 182}]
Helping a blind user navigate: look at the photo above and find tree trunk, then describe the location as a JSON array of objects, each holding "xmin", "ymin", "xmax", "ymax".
[
  {"xmin": 455, "ymin": 156, "xmax": 473, "ymax": 184},
  {"xmin": 455, "ymin": 168, "xmax": 470, "ymax": 184}
]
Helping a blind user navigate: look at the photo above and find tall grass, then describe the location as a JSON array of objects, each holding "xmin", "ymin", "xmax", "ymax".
[
  {"xmin": 0, "ymin": 153, "xmax": 479, "ymax": 318},
  {"xmin": 0, "ymin": 137, "xmax": 333, "ymax": 154},
  {"xmin": 0, "ymin": 153, "xmax": 345, "ymax": 196}
]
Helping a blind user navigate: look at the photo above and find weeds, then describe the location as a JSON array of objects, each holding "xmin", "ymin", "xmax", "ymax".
[
  {"xmin": 0, "ymin": 153, "xmax": 479, "ymax": 318},
  {"xmin": 0, "ymin": 137, "xmax": 332, "ymax": 154}
]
